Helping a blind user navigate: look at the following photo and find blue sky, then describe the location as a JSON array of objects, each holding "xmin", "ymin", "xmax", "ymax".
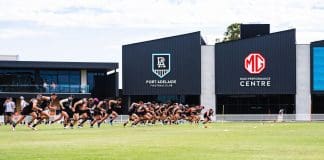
[{"xmin": 1, "ymin": 0, "xmax": 324, "ymax": 87}]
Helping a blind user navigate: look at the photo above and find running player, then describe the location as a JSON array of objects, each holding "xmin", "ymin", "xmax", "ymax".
[
  {"xmin": 98, "ymin": 98, "xmax": 122, "ymax": 126},
  {"xmin": 31, "ymin": 94, "xmax": 57, "ymax": 129},
  {"xmin": 123, "ymin": 101, "xmax": 141, "ymax": 127},
  {"xmin": 72, "ymin": 98, "xmax": 89, "ymax": 128},
  {"xmin": 12, "ymin": 97, "xmax": 42, "ymax": 131},
  {"xmin": 52, "ymin": 95, "xmax": 74, "ymax": 128},
  {"xmin": 203, "ymin": 108, "xmax": 214, "ymax": 124},
  {"xmin": 90, "ymin": 98, "xmax": 106, "ymax": 128}
]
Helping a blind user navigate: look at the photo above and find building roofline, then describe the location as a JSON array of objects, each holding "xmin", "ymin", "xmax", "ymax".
[
  {"xmin": 123, "ymin": 31, "xmax": 204, "ymax": 46},
  {"xmin": 0, "ymin": 60, "xmax": 118, "ymax": 70},
  {"xmin": 215, "ymin": 29, "xmax": 296, "ymax": 45},
  {"xmin": 311, "ymin": 39, "xmax": 324, "ymax": 45}
]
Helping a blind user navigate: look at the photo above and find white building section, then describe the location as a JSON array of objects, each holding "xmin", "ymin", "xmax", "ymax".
[
  {"xmin": 81, "ymin": 69, "xmax": 87, "ymax": 93},
  {"xmin": 0, "ymin": 55, "xmax": 19, "ymax": 61},
  {"xmin": 200, "ymin": 45, "xmax": 216, "ymax": 120},
  {"xmin": 296, "ymin": 44, "xmax": 312, "ymax": 121}
]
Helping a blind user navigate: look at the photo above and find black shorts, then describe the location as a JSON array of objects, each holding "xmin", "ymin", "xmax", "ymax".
[
  {"xmin": 86, "ymin": 110, "xmax": 92, "ymax": 118},
  {"xmin": 93, "ymin": 109, "xmax": 102, "ymax": 116},
  {"xmin": 137, "ymin": 111, "xmax": 146, "ymax": 116},
  {"xmin": 63, "ymin": 108, "xmax": 74, "ymax": 118},
  {"xmin": 21, "ymin": 107, "xmax": 33, "ymax": 116},
  {"xmin": 106, "ymin": 109, "xmax": 113, "ymax": 115},
  {"xmin": 128, "ymin": 112, "xmax": 133, "ymax": 116},
  {"xmin": 204, "ymin": 115, "xmax": 211, "ymax": 121},
  {"xmin": 78, "ymin": 110, "xmax": 88, "ymax": 115},
  {"xmin": 5, "ymin": 112, "xmax": 13, "ymax": 116}
]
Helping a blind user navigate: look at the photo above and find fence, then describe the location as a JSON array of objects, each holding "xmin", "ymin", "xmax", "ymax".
[
  {"xmin": 0, "ymin": 84, "xmax": 89, "ymax": 93},
  {"xmin": 1, "ymin": 114, "xmax": 324, "ymax": 124},
  {"xmin": 0, "ymin": 115, "xmax": 131, "ymax": 124}
]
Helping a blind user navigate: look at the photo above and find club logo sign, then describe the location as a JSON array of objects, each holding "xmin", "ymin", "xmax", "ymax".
[
  {"xmin": 152, "ymin": 53, "xmax": 171, "ymax": 78},
  {"xmin": 244, "ymin": 53, "xmax": 266, "ymax": 74}
]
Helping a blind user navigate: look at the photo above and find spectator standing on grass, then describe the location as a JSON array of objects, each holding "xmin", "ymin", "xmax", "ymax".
[
  {"xmin": 277, "ymin": 108, "xmax": 284, "ymax": 122},
  {"xmin": 3, "ymin": 97, "xmax": 15, "ymax": 125}
]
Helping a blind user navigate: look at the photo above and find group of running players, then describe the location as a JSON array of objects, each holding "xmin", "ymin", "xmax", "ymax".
[
  {"xmin": 124, "ymin": 101, "xmax": 214, "ymax": 127},
  {"xmin": 9, "ymin": 93, "xmax": 214, "ymax": 131}
]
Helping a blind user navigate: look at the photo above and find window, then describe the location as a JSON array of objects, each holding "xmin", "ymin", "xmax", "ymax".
[
  {"xmin": 87, "ymin": 70, "xmax": 106, "ymax": 93},
  {"xmin": 40, "ymin": 70, "xmax": 81, "ymax": 93},
  {"xmin": 0, "ymin": 69, "xmax": 36, "ymax": 92}
]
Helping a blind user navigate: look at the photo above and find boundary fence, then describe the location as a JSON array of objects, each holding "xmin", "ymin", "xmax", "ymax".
[{"xmin": 1, "ymin": 114, "xmax": 324, "ymax": 124}]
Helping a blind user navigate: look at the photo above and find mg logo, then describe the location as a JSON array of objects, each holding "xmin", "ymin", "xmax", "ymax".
[
  {"xmin": 152, "ymin": 53, "xmax": 171, "ymax": 78},
  {"xmin": 244, "ymin": 53, "xmax": 266, "ymax": 74}
]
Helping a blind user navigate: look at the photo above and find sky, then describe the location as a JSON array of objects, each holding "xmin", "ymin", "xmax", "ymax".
[{"xmin": 1, "ymin": 0, "xmax": 324, "ymax": 87}]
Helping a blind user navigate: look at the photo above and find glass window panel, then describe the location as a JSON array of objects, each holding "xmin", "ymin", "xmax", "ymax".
[{"xmin": 70, "ymin": 75, "xmax": 80, "ymax": 84}]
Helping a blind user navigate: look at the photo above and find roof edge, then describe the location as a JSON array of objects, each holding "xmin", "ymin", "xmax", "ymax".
[
  {"xmin": 123, "ymin": 31, "xmax": 202, "ymax": 46},
  {"xmin": 215, "ymin": 29, "xmax": 296, "ymax": 45}
]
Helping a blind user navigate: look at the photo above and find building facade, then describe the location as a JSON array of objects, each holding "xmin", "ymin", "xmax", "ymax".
[
  {"xmin": 1, "ymin": 24, "xmax": 323, "ymax": 121},
  {"xmin": 0, "ymin": 61, "xmax": 119, "ymax": 99},
  {"xmin": 122, "ymin": 24, "xmax": 323, "ymax": 121},
  {"xmin": 122, "ymin": 32, "xmax": 204, "ymax": 105}
]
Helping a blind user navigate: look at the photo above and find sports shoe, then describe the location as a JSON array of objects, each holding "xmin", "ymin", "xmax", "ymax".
[
  {"xmin": 27, "ymin": 124, "xmax": 33, "ymax": 129},
  {"xmin": 11, "ymin": 124, "xmax": 16, "ymax": 131}
]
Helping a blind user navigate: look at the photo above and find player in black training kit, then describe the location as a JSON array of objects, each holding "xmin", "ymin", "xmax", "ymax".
[
  {"xmin": 97, "ymin": 98, "xmax": 122, "ymax": 126},
  {"xmin": 52, "ymin": 95, "xmax": 75, "ymax": 129},
  {"xmin": 90, "ymin": 99, "xmax": 107, "ymax": 128},
  {"xmin": 31, "ymin": 94, "xmax": 57, "ymax": 129},
  {"xmin": 72, "ymin": 98, "xmax": 90, "ymax": 128},
  {"xmin": 123, "ymin": 102, "xmax": 141, "ymax": 127},
  {"xmin": 11, "ymin": 98, "xmax": 42, "ymax": 131},
  {"xmin": 203, "ymin": 108, "xmax": 214, "ymax": 124}
]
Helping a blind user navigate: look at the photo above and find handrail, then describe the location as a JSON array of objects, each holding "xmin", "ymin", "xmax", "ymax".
[{"xmin": 0, "ymin": 84, "xmax": 89, "ymax": 93}]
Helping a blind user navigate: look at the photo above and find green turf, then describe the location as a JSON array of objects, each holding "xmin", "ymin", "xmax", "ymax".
[{"xmin": 0, "ymin": 122, "xmax": 323, "ymax": 160}]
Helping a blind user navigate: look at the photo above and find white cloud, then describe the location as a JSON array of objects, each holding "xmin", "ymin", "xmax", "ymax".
[
  {"xmin": 1, "ymin": 0, "xmax": 324, "ymax": 88},
  {"xmin": 0, "ymin": 28, "xmax": 56, "ymax": 39},
  {"xmin": 0, "ymin": 0, "xmax": 321, "ymax": 29},
  {"xmin": 0, "ymin": 0, "xmax": 324, "ymax": 43}
]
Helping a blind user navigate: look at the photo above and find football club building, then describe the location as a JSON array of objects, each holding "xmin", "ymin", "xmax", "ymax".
[
  {"xmin": 122, "ymin": 32, "xmax": 204, "ymax": 105},
  {"xmin": 1, "ymin": 23, "xmax": 323, "ymax": 121},
  {"xmin": 122, "ymin": 24, "xmax": 319, "ymax": 121}
]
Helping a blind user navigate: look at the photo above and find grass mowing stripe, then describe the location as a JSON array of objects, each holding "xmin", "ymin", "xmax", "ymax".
[{"xmin": 0, "ymin": 122, "xmax": 323, "ymax": 160}]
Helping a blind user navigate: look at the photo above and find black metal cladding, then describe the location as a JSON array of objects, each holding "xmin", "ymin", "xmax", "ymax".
[
  {"xmin": 123, "ymin": 32, "xmax": 202, "ymax": 95},
  {"xmin": 240, "ymin": 24, "xmax": 270, "ymax": 39},
  {"xmin": 215, "ymin": 29, "xmax": 296, "ymax": 94},
  {"xmin": 92, "ymin": 72, "xmax": 119, "ymax": 99}
]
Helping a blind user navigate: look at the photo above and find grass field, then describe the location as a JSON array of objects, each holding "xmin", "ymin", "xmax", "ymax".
[{"xmin": 0, "ymin": 122, "xmax": 323, "ymax": 160}]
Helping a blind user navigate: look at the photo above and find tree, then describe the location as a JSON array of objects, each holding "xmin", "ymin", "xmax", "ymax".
[{"xmin": 223, "ymin": 23, "xmax": 241, "ymax": 42}]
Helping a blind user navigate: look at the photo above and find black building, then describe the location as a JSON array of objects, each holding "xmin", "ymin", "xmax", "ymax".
[
  {"xmin": 215, "ymin": 29, "xmax": 296, "ymax": 114},
  {"xmin": 122, "ymin": 32, "xmax": 205, "ymax": 105}
]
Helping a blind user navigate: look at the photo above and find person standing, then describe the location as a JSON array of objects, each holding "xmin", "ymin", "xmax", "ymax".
[
  {"xmin": 20, "ymin": 96, "xmax": 29, "ymax": 111},
  {"xmin": 4, "ymin": 97, "xmax": 16, "ymax": 125}
]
